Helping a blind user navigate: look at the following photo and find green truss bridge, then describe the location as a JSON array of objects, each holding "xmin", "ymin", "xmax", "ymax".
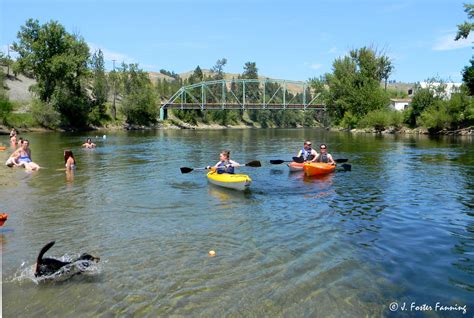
[{"xmin": 159, "ymin": 79, "xmax": 325, "ymax": 120}]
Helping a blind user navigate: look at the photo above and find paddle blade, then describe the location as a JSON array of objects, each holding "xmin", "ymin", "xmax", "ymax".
[
  {"xmin": 245, "ymin": 160, "xmax": 261, "ymax": 167},
  {"xmin": 335, "ymin": 158, "xmax": 348, "ymax": 163},
  {"xmin": 270, "ymin": 160, "xmax": 285, "ymax": 165},
  {"xmin": 180, "ymin": 167, "xmax": 193, "ymax": 174},
  {"xmin": 341, "ymin": 164, "xmax": 351, "ymax": 171},
  {"xmin": 292, "ymin": 156, "xmax": 305, "ymax": 163}
]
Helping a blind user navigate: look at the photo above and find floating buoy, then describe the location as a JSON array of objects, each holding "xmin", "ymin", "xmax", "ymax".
[
  {"xmin": 208, "ymin": 250, "xmax": 216, "ymax": 257},
  {"xmin": 0, "ymin": 213, "xmax": 8, "ymax": 226}
]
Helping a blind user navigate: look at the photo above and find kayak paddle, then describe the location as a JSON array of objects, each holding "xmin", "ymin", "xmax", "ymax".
[
  {"xmin": 338, "ymin": 164, "xmax": 352, "ymax": 171},
  {"xmin": 270, "ymin": 157, "xmax": 305, "ymax": 164},
  {"xmin": 180, "ymin": 160, "xmax": 261, "ymax": 174}
]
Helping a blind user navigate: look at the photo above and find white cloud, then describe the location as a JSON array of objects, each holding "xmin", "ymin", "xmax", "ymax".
[
  {"xmin": 433, "ymin": 34, "xmax": 473, "ymax": 51},
  {"xmin": 310, "ymin": 63, "xmax": 322, "ymax": 70},
  {"xmin": 88, "ymin": 42, "xmax": 134, "ymax": 63}
]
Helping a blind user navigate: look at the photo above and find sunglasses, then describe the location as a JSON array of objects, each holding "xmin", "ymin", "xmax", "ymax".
[
  {"xmin": 320, "ymin": 147, "xmax": 326, "ymax": 150},
  {"xmin": 305, "ymin": 144, "xmax": 311, "ymax": 146}
]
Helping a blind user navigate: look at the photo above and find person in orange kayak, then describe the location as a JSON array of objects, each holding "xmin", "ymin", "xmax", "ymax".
[
  {"xmin": 314, "ymin": 143, "xmax": 335, "ymax": 165},
  {"xmin": 207, "ymin": 150, "xmax": 240, "ymax": 174},
  {"xmin": 296, "ymin": 140, "xmax": 318, "ymax": 162}
]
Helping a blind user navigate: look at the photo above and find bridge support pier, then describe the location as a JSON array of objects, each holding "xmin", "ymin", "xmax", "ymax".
[{"xmin": 160, "ymin": 107, "xmax": 168, "ymax": 121}]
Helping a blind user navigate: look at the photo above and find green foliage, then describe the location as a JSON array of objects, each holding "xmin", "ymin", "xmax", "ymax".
[
  {"xmin": 340, "ymin": 111, "xmax": 358, "ymax": 129},
  {"xmin": 324, "ymin": 47, "xmax": 391, "ymax": 125},
  {"xmin": 387, "ymin": 88, "xmax": 408, "ymax": 98},
  {"xmin": 89, "ymin": 49, "xmax": 109, "ymax": 124},
  {"xmin": 31, "ymin": 99, "xmax": 61, "ymax": 128},
  {"xmin": 118, "ymin": 64, "xmax": 158, "ymax": 126},
  {"xmin": 405, "ymin": 87, "xmax": 436, "ymax": 127},
  {"xmin": 4, "ymin": 113, "xmax": 37, "ymax": 128},
  {"xmin": 359, "ymin": 108, "xmax": 403, "ymax": 131},
  {"xmin": 455, "ymin": 4, "xmax": 474, "ymax": 40},
  {"xmin": 462, "ymin": 58, "xmax": 474, "ymax": 96},
  {"xmin": 210, "ymin": 58, "xmax": 227, "ymax": 80},
  {"xmin": 417, "ymin": 91, "xmax": 474, "ymax": 132},
  {"xmin": 419, "ymin": 101, "xmax": 452, "ymax": 132},
  {"xmin": 189, "ymin": 66, "xmax": 203, "ymax": 84},
  {"xmin": 13, "ymin": 19, "xmax": 91, "ymax": 127},
  {"xmin": 0, "ymin": 67, "xmax": 13, "ymax": 124}
]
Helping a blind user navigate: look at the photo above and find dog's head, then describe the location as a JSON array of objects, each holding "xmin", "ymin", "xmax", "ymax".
[{"xmin": 77, "ymin": 253, "xmax": 100, "ymax": 263}]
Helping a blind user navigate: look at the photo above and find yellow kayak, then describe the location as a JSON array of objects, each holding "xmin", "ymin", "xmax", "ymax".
[{"xmin": 207, "ymin": 171, "xmax": 252, "ymax": 191}]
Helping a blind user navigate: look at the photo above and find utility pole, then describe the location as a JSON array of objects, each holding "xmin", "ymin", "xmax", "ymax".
[{"xmin": 112, "ymin": 59, "xmax": 116, "ymax": 120}]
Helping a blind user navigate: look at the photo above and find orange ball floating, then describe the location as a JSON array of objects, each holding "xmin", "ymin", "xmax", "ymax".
[
  {"xmin": 0, "ymin": 213, "xmax": 8, "ymax": 226},
  {"xmin": 208, "ymin": 250, "xmax": 216, "ymax": 257}
]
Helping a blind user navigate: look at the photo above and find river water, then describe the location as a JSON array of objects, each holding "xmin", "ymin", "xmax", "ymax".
[{"xmin": 1, "ymin": 129, "xmax": 473, "ymax": 317}]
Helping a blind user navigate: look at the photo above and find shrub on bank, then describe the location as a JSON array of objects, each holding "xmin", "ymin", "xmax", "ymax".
[
  {"xmin": 359, "ymin": 109, "xmax": 403, "ymax": 132},
  {"xmin": 31, "ymin": 99, "xmax": 61, "ymax": 129}
]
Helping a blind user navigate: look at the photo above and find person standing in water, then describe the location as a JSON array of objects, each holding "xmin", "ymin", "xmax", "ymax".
[
  {"xmin": 64, "ymin": 150, "xmax": 76, "ymax": 170},
  {"xmin": 82, "ymin": 138, "xmax": 96, "ymax": 149}
]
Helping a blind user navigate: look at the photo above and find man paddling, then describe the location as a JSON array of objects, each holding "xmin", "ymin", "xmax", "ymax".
[{"xmin": 296, "ymin": 140, "xmax": 318, "ymax": 162}]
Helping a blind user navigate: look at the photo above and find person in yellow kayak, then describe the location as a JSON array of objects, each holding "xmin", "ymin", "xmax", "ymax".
[
  {"xmin": 314, "ymin": 143, "xmax": 335, "ymax": 165},
  {"xmin": 296, "ymin": 140, "xmax": 318, "ymax": 162},
  {"xmin": 207, "ymin": 150, "xmax": 240, "ymax": 174}
]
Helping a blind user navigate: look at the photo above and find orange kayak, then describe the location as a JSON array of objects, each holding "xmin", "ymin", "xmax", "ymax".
[
  {"xmin": 287, "ymin": 162, "xmax": 304, "ymax": 172},
  {"xmin": 0, "ymin": 146, "xmax": 7, "ymax": 151},
  {"xmin": 303, "ymin": 163, "xmax": 336, "ymax": 177},
  {"xmin": 0, "ymin": 213, "xmax": 8, "ymax": 226}
]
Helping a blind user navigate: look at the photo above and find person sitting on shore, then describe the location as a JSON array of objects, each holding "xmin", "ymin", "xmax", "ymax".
[
  {"xmin": 9, "ymin": 128, "xmax": 17, "ymax": 138},
  {"xmin": 82, "ymin": 138, "xmax": 96, "ymax": 149},
  {"xmin": 207, "ymin": 150, "xmax": 240, "ymax": 174},
  {"xmin": 64, "ymin": 150, "xmax": 76, "ymax": 170},
  {"xmin": 314, "ymin": 143, "xmax": 335, "ymax": 165},
  {"xmin": 296, "ymin": 140, "xmax": 318, "ymax": 162}
]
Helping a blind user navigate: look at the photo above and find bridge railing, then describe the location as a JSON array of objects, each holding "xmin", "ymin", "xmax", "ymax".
[{"xmin": 161, "ymin": 79, "xmax": 324, "ymax": 111}]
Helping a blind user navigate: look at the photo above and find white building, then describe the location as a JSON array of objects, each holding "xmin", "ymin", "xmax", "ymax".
[
  {"xmin": 418, "ymin": 82, "xmax": 462, "ymax": 100},
  {"xmin": 390, "ymin": 98, "xmax": 412, "ymax": 111}
]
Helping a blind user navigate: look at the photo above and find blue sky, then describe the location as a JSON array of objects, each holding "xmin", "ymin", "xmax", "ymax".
[{"xmin": 1, "ymin": 0, "xmax": 472, "ymax": 83}]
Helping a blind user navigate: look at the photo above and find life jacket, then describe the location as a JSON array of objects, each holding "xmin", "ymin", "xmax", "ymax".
[
  {"xmin": 316, "ymin": 153, "xmax": 328, "ymax": 163},
  {"xmin": 217, "ymin": 161, "xmax": 235, "ymax": 174},
  {"xmin": 300, "ymin": 147, "xmax": 314, "ymax": 160}
]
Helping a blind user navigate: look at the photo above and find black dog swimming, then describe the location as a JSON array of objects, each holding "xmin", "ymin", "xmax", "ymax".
[{"xmin": 35, "ymin": 241, "xmax": 100, "ymax": 278}]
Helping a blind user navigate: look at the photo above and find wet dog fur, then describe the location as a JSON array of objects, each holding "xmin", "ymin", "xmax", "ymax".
[{"xmin": 35, "ymin": 241, "xmax": 100, "ymax": 277}]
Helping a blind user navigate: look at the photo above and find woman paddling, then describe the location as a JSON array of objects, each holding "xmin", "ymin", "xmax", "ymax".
[
  {"xmin": 207, "ymin": 150, "xmax": 240, "ymax": 174},
  {"xmin": 313, "ymin": 144, "xmax": 335, "ymax": 165}
]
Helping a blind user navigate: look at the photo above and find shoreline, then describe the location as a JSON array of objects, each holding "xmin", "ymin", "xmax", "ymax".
[{"xmin": 1, "ymin": 123, "xmax": 472, "ymax": 136}]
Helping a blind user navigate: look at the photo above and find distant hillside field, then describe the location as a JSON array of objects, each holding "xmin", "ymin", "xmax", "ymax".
[{"xmin": 3, "ymin": 66, "xmax": 414, "ymax": 103}]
